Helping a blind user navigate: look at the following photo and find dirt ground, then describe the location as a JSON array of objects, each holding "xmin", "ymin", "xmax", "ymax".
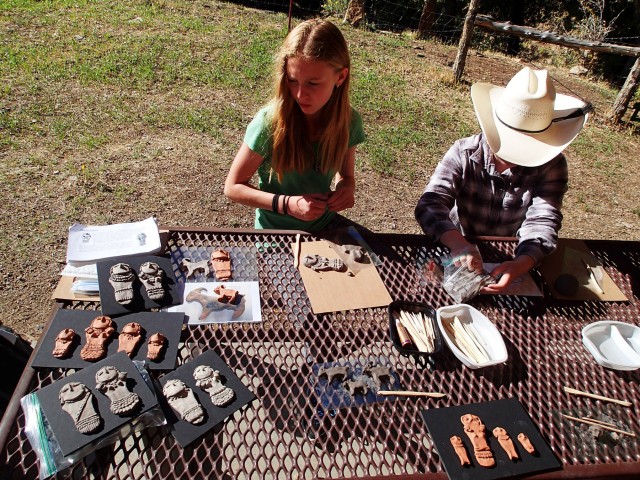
[{"xmin": 1, "ymin": 31, "xmax": 638, "ymax": 346}]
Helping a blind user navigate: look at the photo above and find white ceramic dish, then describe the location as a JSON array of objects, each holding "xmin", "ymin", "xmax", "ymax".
[
  {"xmin": 436, "ymin": 304, "xmax": 507, "ymax": 369},
  {"xmin": 582, "ymin": 321, "xmax": 640, "ymax": 371}
]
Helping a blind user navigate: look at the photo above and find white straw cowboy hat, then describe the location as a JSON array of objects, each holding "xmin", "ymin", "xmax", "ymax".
[{"xmin": 471, "ymin": 67, "xmax": 590, "ymax": 167}]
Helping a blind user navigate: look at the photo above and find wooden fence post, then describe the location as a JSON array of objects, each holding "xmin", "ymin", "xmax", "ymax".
[
  {"xmin": 417, "ymin": 0, "xmax": 438, "ymax": 39},
  {"xmin": 453, "ymin": 0, "xmax": 480, "ymax": 83},
  {"xmin": 610, "ymin": 57, "xmax": 640, "ymax": 124}
]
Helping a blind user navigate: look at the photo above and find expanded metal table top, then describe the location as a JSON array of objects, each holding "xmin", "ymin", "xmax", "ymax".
[{"xmin": 1, "ymin": 228, "xmax": 639, "ymax": 479}]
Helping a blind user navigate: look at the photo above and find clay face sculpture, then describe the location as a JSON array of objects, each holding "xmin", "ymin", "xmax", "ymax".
[
  {"xmin": 147, "ymin": 332, "xmax": 166, "ymax": 361},
  {"xmin": 80, "ymin": 315, "xmax": 115, "ymax": 361},
  {"xmin": 139, "ymin": 261, "xmax": 165, "ymax": 301},
  {"xmin": 163, "ymin": 378, "xmax": 206, "ymax": 425},
  {"xmin": 109, "ymin": 263, "xmax": 135, "ymax": 305},
  {"xmin": 95, "ymin": 365, "xmax": 141, "ymax": 415},
  {"xmin": 186, "ymin": 287, "xmax": 246, "ymax": 320},
  {"xmin": 302, "ymin": 254, "xmax": 346, "ymax": 272},
  {"xmin": 517, "ymin": 433, "xmax": 536, "ymax": 454},
  {"xmin": 59, "ymin": 381, "xmax": 101, "ymax": 434},
  {"xmin": 450, "ymin": 435, "xmax": 471, "ymax": 466},
  {"xmin": 492, "ymin": 427, "xmax": 519, "ymax": 460},
  {"xmin": 193, "ymin": 365, "xmax": 235, "ymax": 407},
  {"xmin": 117, "ymin": 322, "xmax": 143, "ymax": 357},
  {"xmin": 461, "ymin": 413, "xmax": 495, "ymax": 468},
  {"xmin": 213, "ymin": 284, "xmax": 238, "ymax": 304},
  {"xmin": 53, "ymin": 328, "xmax": 76, "ymax": 358},
  {"xmin": 211, "ymin": 249, "xmax": 232, "ymax": 281}
]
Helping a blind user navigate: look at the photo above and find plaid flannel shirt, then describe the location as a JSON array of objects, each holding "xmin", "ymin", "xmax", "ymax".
[{"xmin": 415, "ymin": 133, "xmax": 568, "ymax": 265}]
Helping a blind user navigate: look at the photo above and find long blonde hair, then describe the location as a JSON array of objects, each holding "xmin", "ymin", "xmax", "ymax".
[{"xmin": 269, "ymin": 19, "xmax": 352, "ymax": 180}]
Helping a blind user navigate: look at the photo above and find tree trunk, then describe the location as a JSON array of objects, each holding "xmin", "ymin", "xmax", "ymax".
[
  {"xmin": 417, "ymin": 0, "xmax": 438, "ymax": 39},
  {"xmin": 343, "ymin": 0, "xmax": 365, "ymax": 28},
  {"xmin": 453, "ymin": 0, "xmax": 481, "ymax": 84},
  {"xmin": 610, "ymin": 57, "xmax": 640, "ymax": 124}
]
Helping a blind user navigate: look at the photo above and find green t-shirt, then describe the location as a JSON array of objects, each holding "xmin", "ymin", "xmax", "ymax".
[{"xmin": 243, "ymin": 105, "xmax": 366, "ymax": 232}]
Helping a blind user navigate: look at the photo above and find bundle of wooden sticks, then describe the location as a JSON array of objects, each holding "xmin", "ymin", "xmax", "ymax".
[
  {"xmin": 441, "ymin": 315, "xmax": 490, "ymax": 364},
  {"xmin": 393, "ymin": 309, "xmax": 436, "ymax": 353}
]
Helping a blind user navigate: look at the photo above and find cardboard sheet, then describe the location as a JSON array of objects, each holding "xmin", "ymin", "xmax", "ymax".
[
  {"xmin": 539, "ymin": 239, "xmax": 627, "ymax": 301},
  {"xmin": 296, "ymin": 240, "xmax": 392, "ymax": 314}
]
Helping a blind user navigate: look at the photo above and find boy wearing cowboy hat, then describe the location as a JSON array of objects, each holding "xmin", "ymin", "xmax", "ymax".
[{"xmin": 415, "ymin": 67, "xmax": 590, "ymax": 293}]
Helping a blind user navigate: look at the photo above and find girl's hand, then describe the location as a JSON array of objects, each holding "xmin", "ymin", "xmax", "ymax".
[
  {"xmin": 287, "ymin": 194, "xmax": 329, "ymax": 221},
  {"xmin": 480, "ymin": 255, "xmax": 535, "ymax": 294}
]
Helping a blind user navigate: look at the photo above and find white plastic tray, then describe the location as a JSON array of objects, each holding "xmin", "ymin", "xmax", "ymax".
[
  {"xmin": 436, "ymin": 304, "xmax": 507, "ymax": 369},
  {"xmin": 582, "ymin": 320, "xmax": 640, "ymax": 371}
]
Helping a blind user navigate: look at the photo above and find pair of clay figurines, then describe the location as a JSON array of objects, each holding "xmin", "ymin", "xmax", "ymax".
[
  {"xmin": 180, "ymin": 248, "xmax": 233, "ymax": 280},
  {"xmin": 53, "ymin": 315, "xmax": 166, "ymax": 362},
  {"xmin": 110, "ymin": 261, "xmax": 166, "ymax": 304},
  {"xmin": 58, "ymin": 365, "xmax": 141, "ymax": 434},
  {"xmin": 317, "ymin": 362, "xmax": 393, "ymax": 398},
  {"xmin": 450, "ymin": 413, "xmax": 536, "ymax": 468},
  {"xmin": 162, "ymin": 365, "xmax": 235, "ymax": 426}
]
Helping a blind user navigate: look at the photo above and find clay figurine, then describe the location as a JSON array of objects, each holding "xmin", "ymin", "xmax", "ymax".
[
  {"xmin": 493, "ymin": 427, "xmax": 519, "ymax": 460},
  {"xmin": 340, "ymin": 244, "xmax": 366, "ymax": 263},
  {"xmin": 450, "ymin": 435, "xmax": 471, "ymax": 466},
  {"xmin": 517, "ymin": 433, "xmax": 536, "ymax": 454},
  {"xmin": 193, "ymin": 365, "xmax": 235, "ymax": 407},
  {"xmin": 213, "ymin": 284, "xmax": 239, "ymax": 304},
  {"xmin": 461, "ymin": 414, "xmax": 495, "ymax": 468},
  {"xmin": 186, "ymin": 287, "xmax": 246, "ymax": 320},
  {"xmin": 80, "ymin": 315, "xmax": 115, "ymax": 361},
  {"xmin": 147, "ymin": 332, "xmax": 166, "ymax": 361},
  {"xmin": 59, "ymin": 381, "xmax": 102, "ymax": 434},
  {"xmin": 343, "ymin": 378, "xmax": 368, "ymax": 397},
  {"xmin": 302, "ymin": 254, "xmax": 346, "ymax": 272},
  {"xmin": 162, "ymin": 379, "xmax": 206, "ymax": 425},
  {"xmin": 53, "ymin": 328, "xmax": 77, "ymax": 358},
  {"xmin": 95, "ymin": 365, "xmax": 141, "ymax": 415},
  {"xmin": 211, "ymin": 249, "xmax": 232, "ymax": 281},
  {"xmin": 139, "ymin": 261, "xmax": 165, "ymax": 301},
  {"xmin": 180, "ymin": 257, "xmax": 210, "ymax": 278},
  {"xmin": 109, "ymin": 263, "xmax": 136, "ymax": 305},
  {"xmin": 363, "ymin": 361, "xmax": 392, "ymax": 388},
  {"xmin": 117, "ymin": 322, "xmax": 143, "ymax": 357},
  {"xmin": 317, "ymin": 365, "xmax": 349, "ymax": 384}
]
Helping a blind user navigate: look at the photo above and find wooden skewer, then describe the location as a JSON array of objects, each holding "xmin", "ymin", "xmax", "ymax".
[
  {"xmin": 377, "ymin": 390, "xmax": 447, "ymax": 398},
  {"xmin": 563, "ymin": 386, "xmax": 632, "ymax": 407},
  {"xmin": 582, "ymin": 417, "xmax": 620, "ymax": 428},
  {"xmin": 293, "ymin": 233, "xmax": 301, "ymax": 269},
  {"xmin": 561, "ymin": 414, "xmax": 636, "ymax": 437}
]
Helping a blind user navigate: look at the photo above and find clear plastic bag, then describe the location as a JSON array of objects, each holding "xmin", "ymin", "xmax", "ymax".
[
  {"xmin": 440, "ymin": 254, "xmax": 494, "ymax": 303},
  {"xmin": 21, "ymin": 360, "xmax": 166, "ymax": 479}
]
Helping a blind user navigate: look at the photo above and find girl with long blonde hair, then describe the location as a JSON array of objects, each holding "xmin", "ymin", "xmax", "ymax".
[{"xmin": 224, "ymin": 19, "xmax": 365, "ymax": 231}]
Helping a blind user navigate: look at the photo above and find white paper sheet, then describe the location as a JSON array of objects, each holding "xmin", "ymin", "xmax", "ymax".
[{"xmin": 66, "ymin": 216, "xmax": 161, "ymax": 264}]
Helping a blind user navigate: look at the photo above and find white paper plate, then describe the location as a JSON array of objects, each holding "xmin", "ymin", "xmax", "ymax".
[
  {"xmin": 436, "ymin": 304, "xmax": 507, "ymax": 369},
  {"xmin": 582, "ymin": 320, "xmax": 640, "ymax": 371}
]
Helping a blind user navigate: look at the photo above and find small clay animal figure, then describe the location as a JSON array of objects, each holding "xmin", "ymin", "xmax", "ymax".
[
  {"xmin": 493, "ymin": 427, "xmax": 519, "ymax": 460},
  {"xmin": 450, "ymin": 435, "xmax": 471, "ymax": 466},
  {"xmin": 363, "ymin": 361, "xmax": 392, "ymax": 388},
  {"xmin": 317, "ymin": 365, "xmax": 350, "ymax": 384},
  {"xmin": 303, "ymin": 254, "xmax": 346, "ymax": 272},
  {"xmin": 180, "ymin": 258, "xmax": 210, "ymax": 278},
  {"xmin": 461, "ymin": 413, "xmax": 495, "ymax": 468},
  {"xmin": 343, "ymin": 378, "xmax": 368, "ymax": 397},
  {"xmin": 517, "ymin": 433, "xmax": 536, "ymax": 454}
]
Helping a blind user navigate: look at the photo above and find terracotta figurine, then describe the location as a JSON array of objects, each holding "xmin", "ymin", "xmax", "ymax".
[
  {"xmin": 213, "ymin": 284, "xmax": 239, "ymax": 304},
  {"xmin": 163, "ymin": 379, "xmax": 206, "ymax": 425},
  {"xmin": 302, "ymin": 254, "xmax": 346, "ymax": 272},
  {"xmin": 139, "ymin": 261, "xmax": 165, "ymax": 301},
  {"xmin": 450, "ymin": 435, "xmax": 471, "ymax": 466},
  {"xmin": 193, "ymin": 365, "xmax": 235, "ymax": 407},
  {"xmin": 59, "ymin": 381, "xmax": 101, "ymax": 434},
  {"xmin": 180, "ymin": 257, "xmax": 210, "ymax": 278},
  {"xmin": 211, "ymin": 249, "xmax": 232, "ymax": 281},
  {"xmin": 461, "ymin": 413, "xmax": 495, "ymax": 468},
  {"xmin": 95, "ymin": 365, "xmax": 141, "ymax": 415},
  {"xmin": 117, "ymin": 322, "xmax": 143, "ymax": 357},
  {"xmin": 146, "ymin": 332, "xmax": 166, "ymax": 361},
  {"xmin": 493, "ymin": 427, "xmax": 519, "ymax": 460},
  {"xmin": 53, "ymin": 328, "xmax": 76, "ymax": 358},
  {"xmin": 517, "ymin": 433, "xmax": 536, "ymax": 454},
  {"xmin": 80, "ymin": 315, "xmax": 115, "ymax": 361},
  {"xmin": 186, "ymin": 287, "xmax": 246, "ymax": 320}
]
